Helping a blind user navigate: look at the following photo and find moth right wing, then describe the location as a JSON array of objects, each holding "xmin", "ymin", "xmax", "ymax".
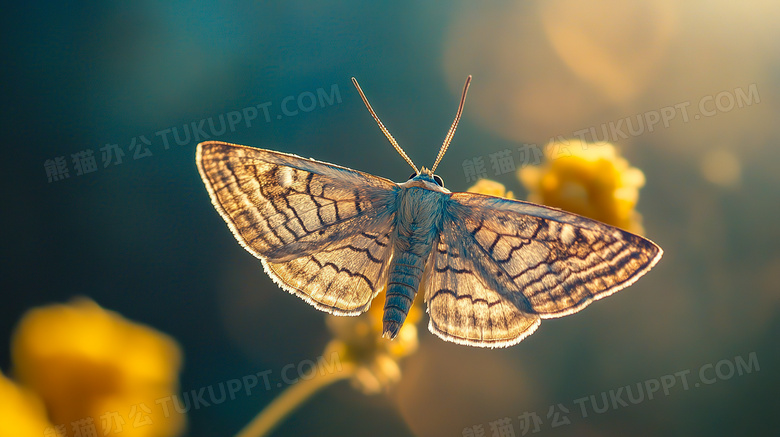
[
  {"xmin": 196, "ymin": 141, "xmax": 399, "ymax": 314},
  {"xmin": 425, "ymin": 192, "xmax": 662, "ymax": 348},
  {"xmin": 424, "ymin": 228, "xmax": 542, "ymax": 348}
]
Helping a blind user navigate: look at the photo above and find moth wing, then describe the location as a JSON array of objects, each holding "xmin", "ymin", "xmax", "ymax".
[
  {"xmin": 425, "ymin": 191, "xmax": 662, "ymax": 347},
  {"xmin": 197, "ymin": 141, "xmax": 399, "ymax": 314}
]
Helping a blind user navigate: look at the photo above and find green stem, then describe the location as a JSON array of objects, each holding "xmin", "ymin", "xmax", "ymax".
[{"xmin": 235, "ymin": 362, "xmax": 356, "ymax": 437}]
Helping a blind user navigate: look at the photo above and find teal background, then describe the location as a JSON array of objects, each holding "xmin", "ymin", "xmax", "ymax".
[{"xmin": 1, "ymin": 1, "xmax": 778, "ymax": 436}]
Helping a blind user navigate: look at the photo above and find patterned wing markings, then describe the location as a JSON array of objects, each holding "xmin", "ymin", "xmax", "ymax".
[
  {"xmin": 196, "ymin": 141, "xmax": 399, "ymax": 313},
  {"xmin": 424, "ymin": 236, "xmax": 541, "ymax": 347},
  {"xmin": 426, "ymin": 192, "xmax": 662, "ymax": 347},
  {"xmin": 197, "ymin": 141, "xmax": 398, "ymax": 260},
  {"xmin": 447, "ymin": 192, "xmax": 663, "ymax": 319},
  {"xmin": 265, "ymin": 230, "xmax": 394, "ymax": 315}
]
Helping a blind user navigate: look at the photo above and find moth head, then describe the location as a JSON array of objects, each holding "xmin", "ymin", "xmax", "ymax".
[
  {"xmin": 403, "ymin": 167, "xmax": 449, "ymax": 192},
  {"xmin": 352, "ymin": 75, "xmax": 472, "ymax": 180},
  {"xmin": 408, "ymin": 169, "xmax": 444, "ymax": 187}
]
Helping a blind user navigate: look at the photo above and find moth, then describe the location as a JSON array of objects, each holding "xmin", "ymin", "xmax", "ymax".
[{"xmin": 196, "ymin": 76, "xmax": 662, "ymax": 348}]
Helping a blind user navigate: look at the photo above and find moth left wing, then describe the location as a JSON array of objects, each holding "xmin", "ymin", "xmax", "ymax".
[
  {"xmin": 196, "ymin": 141, "xmax": 399, "ymax": 314},
  {"xmin": 262, "ymin": 229, "xmax": 394, "ymax": 314},
  {"xmin": 425, "ymin": 192, "xmax": 662, "ymax": 347}
]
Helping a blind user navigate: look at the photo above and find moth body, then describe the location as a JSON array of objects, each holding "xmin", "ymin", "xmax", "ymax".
[{"xmin": 384, "ymin": 174, "xmax": 447, "ymax": 338}]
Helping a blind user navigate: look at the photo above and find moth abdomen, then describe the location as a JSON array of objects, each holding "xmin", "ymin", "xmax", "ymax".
[{"xmin": 383, "ymin": 252, "xmax": 427, "ymax": 339}]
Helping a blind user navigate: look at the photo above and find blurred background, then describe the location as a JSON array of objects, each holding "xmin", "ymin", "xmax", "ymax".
[{"xmin": 1, "ymin": 1, "xmax": 778, "ymax": 436}]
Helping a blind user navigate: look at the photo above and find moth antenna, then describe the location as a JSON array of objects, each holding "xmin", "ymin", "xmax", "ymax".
[
  {"xmin": 431, "ymin": 75, "xmax": 472, "ymax": 173},
  {"xmin": 352, "ymin": 77, "xmax": 419, "ymax": 174}
]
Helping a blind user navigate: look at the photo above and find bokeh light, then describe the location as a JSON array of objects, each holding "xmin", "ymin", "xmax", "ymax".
[{"xmin": 2, "ymin": 1, "xmax": 778, "ymax": 435}]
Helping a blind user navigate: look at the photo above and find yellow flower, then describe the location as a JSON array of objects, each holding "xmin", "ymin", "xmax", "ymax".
[
  {"xmin": 324, "ymin": 288, "xmax": 421, "ymax": 394},
  {"xmin": 0, "ymin": 371, "xmax": 60, "ymax": 437},
  {"xmin": 236, "ymin": 290, "xmax": 422, "ymax": 437},
  {"xmin": 518, "ymin": 140, "xmax": 646, "ymax": 234},
  {"xmin": 10, "ymin": 298, "xmax": 185, "ymax": 437},
  {"xmin": 466, "ymin": 179, "xmax": 515, "ymax": 199}
]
